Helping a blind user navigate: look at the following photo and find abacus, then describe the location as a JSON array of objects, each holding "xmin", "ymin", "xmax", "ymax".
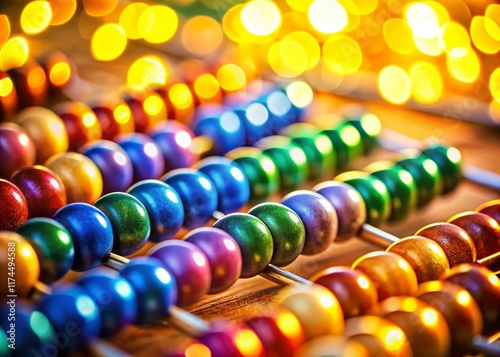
[{"xmin": 1, "ymin": 1, "xmax": 500, "ymax": 357}]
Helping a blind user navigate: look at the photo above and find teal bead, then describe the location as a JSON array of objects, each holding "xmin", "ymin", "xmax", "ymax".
[
  {"xmin": 213, "ymin": 213, "xmax": 273, "ymax": 278},
  {"xmin": 248, "ymin": 202, "xmax": 305, "ymax": 267},
  {"xmin": 17, "ymin": 218, "xmax": 74, "ymax": 284},
  {"xmin": 347, "ymin": 112, "xmax": 382, "ymax": 154},
  {"xmin": 94, "ymin": 192, "xmax": 151, "ymax": 256},
  {"xmin": 335, "ymin": 171, "xmax": 391, "ymax": 227},
  {"xmin": 280, "ymin": 123, "xmax": 335, "ymax": 179},
  {"xmin": 226, "ymin": 147, "xmax": 279, "ymax": 200},
  {"xmin": 256, "ymin": 135, "xmax": 309, "ymax": 191},
  {"xmin": 364, "ymin": 162, "xmax": 418, "ymax": 222},
  {"xmin": 322, "ymin": 122, "xmax": 363, "ymax": 170},
  {"xmin": 422, "ymin": 145, "xmax": 462, "ymax": 194},
  {"xmin": 0, "ymin": 329, "xmax": 8, "ymax": 356}
]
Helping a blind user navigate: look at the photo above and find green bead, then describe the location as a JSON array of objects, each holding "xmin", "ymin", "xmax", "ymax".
[
  {"xmin": 422, "ymin": 145, "xmax": 462, "ymax": 194},
  {"xmin": 94, "ymin": 192, "xmax": 151, "ymax": 256},
  {"xmin": 226, "ymin": 147, "xmax": 279, "ymax": 200},
  {"xmin": 213, "ymin": 213, "xmax": 273, "ymax": 278},
  {"xmin": 347, "ymin": 112, "xmax": 382, "ymax": 154},
  {"xmin": 322, "ymin": 122, "xmax": 363, "ymax": 170},
  {"xmin": 335, "ymin": 171, "xmax": 391, "ymax": 226},
  {"xmin": 256, "ymin": 135, "xmax": 309, "ymax": 191},
  {"xmin": 248, "ymin": 202, "xmax": 305, "ymax": 267},
  {"xmin": 364, "ymin": 161, "xmax": 418, "ymax": 222},
  {"xmin": 17, "ymin": 218, "xmax": 74, "ymax": 284},
  {"xmin": 396, "ymin": 156, "xmax": 443, "ymax": 208},
  {"xmin": 280, "ymin": 123, "xmax": 335, "ymax": 179}
]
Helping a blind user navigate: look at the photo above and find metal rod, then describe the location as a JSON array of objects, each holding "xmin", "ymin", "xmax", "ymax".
[
  {"xmin": 260, "ymin": 264, "xmax": 313, "ymax": 286},
  {"xmin": 33, "ymin": 281, "xmax": 53, "ymax": 296},
  {"xmin": 105, "ymin": 253, "xmax": 131, "ymax": 270},
  {"xmin": 167, "ymin": 305, "xmax": 210, "ymax": 338},
  {"xmin": 88, "ymin": 339, "xmax": 134, "ymax": 357},
  {"xmin": 472, "ymin": 335, "xmax": 500, "ymax": 356},
  {"xmin": 477, "ymin": 251, "xmax": 500, "ymax": 267},
  {"xmin": 463, "ymin": 166, "xmax": 500, "ymax": 191},
  {"xmin": 358, "ymin": 224, "xmax": 399, "ymax": 248}
]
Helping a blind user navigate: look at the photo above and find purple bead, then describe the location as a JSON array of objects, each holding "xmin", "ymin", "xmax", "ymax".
[
  {"xmin": 198, "ymin": 323, "xmax": 263, "ymax": 357},
  {"xmin": 184, "ymin": 227, "xmax": 242, "ymax": 294},
  {"xmin": 281, "ymin": 190, "xmax": 338, "ymax": 255},
  {"xmin": 148, "ymin": 240, "xmax": 211, "ymax": 307}
]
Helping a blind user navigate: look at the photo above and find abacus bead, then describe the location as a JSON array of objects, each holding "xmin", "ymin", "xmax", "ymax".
[
  {"xmin": 115, "ymin": 133, "xmax": 165, "ymax": 182},
  {"xmin": 148, "ymin": 240, "xmax": 211, "ymax": 307},
  {"xmin": 45, "ymin": 152, "xmax": 103, "ymax": 204},
  {"xmin": 10, "ymin": 165, "xmax": 67, "ymax": 218},
  {"xmin": 225, "ymin": 147, "xmax": 279, "ymax": 200},
  {"xmin": 321, "ymin": 122, "xmax": 363, "ymax": 170},
  {"xmin": 386, "ymin": 236, "xmax": 449, "ymax": 283},
  {"xmin": 36, "ymin": 284, "xmax": 101, "ymax": 352},
  {"xmin": 127, "ymin": 180, "xmax": 184, "ymax": 242},
  {"xmin": 119, "ymin": 257, "xmax": 178, "ymax": 324},
  {"xmin": 0, "ymin": 122, "xmax": 36, "ymax": 179},
  {"xmin": 90, "ymin": 98, "xmax": 135, "ymax": 140},
  {"xmin": 476, "ymin": 199, "xmax": 500, "ymax": 224},
  {"xmin": 275, "ymin": 284, "xmax": 344, "ymax": 340},
  {"xmin": 236, "ymin": 101, "xmax": 273, "ymax": 145},
  {"xmin": 121, "ymin": 90, "xmax": 165, "ymax": 133},
  {"xmin": 256, "ymin": 136, "xmax": 308, "ymax": 190},
  {"xmin": 184, "ymin": 227, "xmax": 242, "ymax": 294},
  {"xmin": 197, "ymin": 323, "xmax": 264, "ymax": 357},
  {"xmin": 163, "ymin": 169, "xmax": 218, "ymax": 228},
  {"xmin": 0, "ymin": 232, "xmax": 39, "ymax": 297},
  {"xmin": 248, "ymin": 202, "xmax": 305, "ymax": 266},
  {"xmin": 334, "ymin": 171, "xmax": 391, "ymax": 227},
  {"xmin": 352, "ymin": 251, "xmax": 418, "ymax": 301},
  {"xmin": 313, "ymin": 181, "xmax": 366, "ymax": 241},
  {"xmin": 296, "ymin": 336, "xmax": 369, "ymax": 357},
  {"xmin": 16, "ymin": 218, "xmax": 74, "ymax": 284},
  {"xmin": 346, "ymin": 111, "xmax": 382, "ymax": 154},
  {"xmin": 0, "ymin": 71, "xmax": 18, "ymax": 122},
  {"xmin": 422, "ymin": 145, "xmax": 462, "ymax": 194},
  {"xmin": 77, "ymin": 269, "xmax": 137, "ymax": 337},
  {"xmin": 311, "ymin": 266, "xmax": 378, "ymax": 319},
  {"xmin": 213, "ymin": 213, "xmax": 273, "ymax": 278},
  {"xmin": 0, "ymin": 179, "xmax": 28, "ymax": 231},
  {"xmin": 80, "ymin": 140, "xmax": 133, "ymax": 194},
  {"xmin": 53, "ymin": 203, "xmax": 113, "ymax": 271},
  {"xmin": 263, "ymin": 88, "xmax": 298, "ymax": 132},
  {"xmin": 8, "ymin": 62, "xmax": 47, "ymax": 109},
  {"xmin": 195, "ymin": 157, "xmax": 250, "ymax": 214},
  {"xmin": 447, "ymin": 211, "xmax": 500, "ymax": 259},
  {"xmin": 415, "ymin": 222, "xmax": 476, "ymax": 267}
]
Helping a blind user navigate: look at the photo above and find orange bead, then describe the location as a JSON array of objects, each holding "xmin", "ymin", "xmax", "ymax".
[
  {"xmin": 295, "ymin": 335, "xmax": 370, "ymax": 357},
  {"xmin": 90, "ymin": 97, "xmax": 135, "ymax": 140}
]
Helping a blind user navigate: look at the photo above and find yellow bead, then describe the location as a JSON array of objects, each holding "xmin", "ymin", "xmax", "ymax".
[{"xmin": 295, "ymin": 335, "xmax": 370, "ymax": 357}]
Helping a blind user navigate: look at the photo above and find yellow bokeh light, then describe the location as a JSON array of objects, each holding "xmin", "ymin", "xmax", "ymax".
[
  {"xmin": 216, "ymin": 64, "xmax": 246, "ymax": 92},
  {"xmin": 282, "ymin": 31, "xmax": 320, "ymax": 70},
  {"xmin": 0, "ymin": 36, "xmax": 29, "ymax": 71},
  {"xmin": 0, "ymin": 77, "xmax": 14, "ymax": 97},
  {"xmin": 308, "ymin": 0, "xmax": 348, "ymax": 34},
  {"xmin": 222, "ymin": 4, "xmax": 247, "ymax": 43},
  {"xmin": 286, "ymin": 81, "xmax": 313, "ymax": 108},
  {"xmin": 91, "ymin": 24, "xmax": 127, "ymax": 61},
  {"xmin": 409, "ymin": 62, "xmax": 443, "ymax": 104},
  {"xmin": 241, "ymin": 0, "xmax": 282, "ymax": 37},
  {"xmin": 287, "ymin": 0, "xmax": 314, "ymax": 12},
  {"xmin": 414, "ymin": 35, "xmax": 444, "ymax": 56},
  {"xmin": 143, "ymin": 94, "xmax": 165, "ymax": 117},
  {"xmin": 185, "ymin": 343, "xmax": 211, "ymax": 357},
  {"xmin": 234, "ymin": 329, "xmax": 263, "ymax": 357},
  {"xmin": 383, "ymin": 18, "xmax": 415, "ymax": 54},
  {"xmin": 439, "ymin": 22, "xmax": 470, "ymax": 54},
  {"xmin": 182, "ymin": 16, "xmax": 223, "ymax": 57},
  {"xmin": 169, "ymin": 83, "xmax": 193, "ymax": 110},
  {"xmin": 277, "ymin": 312, "xmax": 302, "ymax": 340},
  {"xmin": 83, "ymin": 0, "xmax": 118, "ymax": 17},
  {"xmin": 47, "ymin": 0, "xmax": 77, "ymax": 26},
  {"xmin": 470, "ymin": 16, "xmax": 500, "ymax": 55},
  {"xmin": 323, "ymin": 35, "xmax": 362, "ymax": 75},
  {"xmin": 346, "ymin": 0, "xmax": 378, "ymax": 15},
  {"xmin": 194, "ymin": 74, "xmax": 220, "ymax": 100},
  {"xmin": 127, "ymin": 56, "xmax": 168, "ymax": 90},
  {"xmin": 406, "ymin": 2, "xmax": 448, "ymax": 40},
  {"xmin": 114, "ymin": 104, "xmax": 132, "ymax": 125},
  {"xmin": 119, "ymin": 2, "xmax": 149, "ymax": 40},
  {"xmin": 21, "ymin": 1, "xmax": 53, "ymax": 35},
  {"xmin": 0, "ymin": 15, "xmax": 10, "ymax": 46},
  {"xmin": 447, "ymin": 48, "xmax": 480, "ymax": 83},
  {"xmin": 28, "ymin": 66, "xmax": 47, "ymax": 96},
  {"xmin": 268, "ymin": 40, "xmax": 308, "ymax": 78},
  {"xmin": 490, "ymin": 68, "xmax": 500, "ymax": 102},
  {"xmin": 378, "ymin": 65, "xmax": 412, "ymax": 104},
  {"xmin": 49, "ymin": 61, "xmax": 71, "ymax": 87},
  {"xmin": 138, "ymin": 5, "xmax": 178, "ymax": 44},
  {"xmin": 486, "ymin": 4, "xmax": 500, "ymax": 41}
]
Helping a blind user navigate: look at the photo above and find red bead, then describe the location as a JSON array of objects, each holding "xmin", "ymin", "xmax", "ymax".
[
  {"xmin": 7, "ymin": 62, "xmax": 48, "ymax": 109},
  {"xmin": 476, "ymin": 199, "xmax": 500, "ymax": 225},
  {"xmin": 0, "ymin": 179, "xmax": 28, "ymax": 230},
  {"xmin": 90, "ymin": 97, "xmax": 135, "ymax": 140},
  {"xmin": 0, "ymin": 122, "xmax": 36, "ymax": 179},
  {"xmin": 121, "ymin": 90, "xmax": 165, "ymax": 133}
]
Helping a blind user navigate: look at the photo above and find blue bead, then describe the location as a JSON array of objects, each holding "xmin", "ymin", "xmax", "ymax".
[
  {"xmin": 115, "ymin": 133, "xmax": 165, "ymax": 183},
  {"xmin": 259, "ymin": 89, "xmax": 297, "ymax": 133},
  {"xmin": 162, "ymin": 169, "xmax": 218, "ymax": 228},
  {"xmin": 119, "ymin": 257, "xmax": 177, "ymax": 325},
  {"xmin": 0, "ymin": 302, "xmax": 55, "ymax": 356},
  {"xmin": 53, "ymin": 203, "xmax": 114, "ymax": 271},
  {"xmin": 127, "ymin": 180, "xmax": 184, "ymax": 242},
  {"xmin": 80, "ymin": 140, "xmax": 134, "ymax": 194},
  {"xmin": 195, "ymin": 157, "xmax": 250, "ymax": 214},
  {"xmin": 36, "ymin": 284, "xmax": 101, "ymax": 353},
  {"xmin": 77, "ymin": 269, "xmax": 137, "ymax": 337},
  {"xmin": 234, "ymin": 101, "xmax": 273, "ymax": 145}
]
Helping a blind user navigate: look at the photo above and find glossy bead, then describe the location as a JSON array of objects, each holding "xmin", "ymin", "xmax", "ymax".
[
  {"xmin": 0, "ymin": 179, "xmax": 28, "ymax": 231},
  {"xmin": 371, "ymin": 296, "xmax": 451, "ymax": 357},
  {"xmin": 77, "ymin": 269, "xmax": 137, "ymax": 337},
  {"xmin": 346, "ymin": 111, "xmax": 382, "ymax": 154},
  {"xmin": 275, "ymin": 284, "xmax": 344, "ymax": 340},
  {"xmin": 37, "ymin": 49, "xmax": 74, "ymax": 95},
  {"xmin": 477, "ymin": 199, "xmax": 500, "ymax": 224},
  {"xmin": 121, "ymin": 90, "xmax": 165, "ymax": 133},
  {"xmin": 195, "ymin": 157, "xmax": 250, "ymax": 214},
  {"xmin": 45, "ymin": 152, "xmax": 103, "ymax": 204},
  {"xmin": 422, "ymin": 145, "xmax": 462, "ymax": 194},
  {"xmin": 10, "ymin": 165, "xmax": 67, "ymax": 218},
  {"xmin": 296, "ymin": 336, "xmax": 369, "ymax": 357},
  {"xmin": 447, "ymin": 211, "xmax": 500, "ymax": 259},
  {"xmin": 90, "ymin": 97, "xmax": 135, "ymax": 140},
  {"xmin": 119, "ymin": 257, "xmax": 177, "ymax": 324},
  {"xmin": 262, "ymin": 88, "xmax": 298, "ymax": 132},
  {"xmin": 334, "ymin": 171, "xmax": 391, "ymax": 227},
  {"xmin": 236, "ymin": 101, "xmax": 273, "ymax": 145},
  {"xmin": 248, "ymin": 202, "xmax": 305, "ymax": 266},
  {"xmin": 185, "ymin": 227, "xmax": 242, "ymax": 294},
  {"xmin": 386, "ymin": 236, "xmax": 450, "ymax": 283},
  {"xmin": 0, "ymin": 71, "xmax": 18, "ymax": 121},
  {"xmin": 163, "ymin": 169, "xmax": 218, "ymax": 228},
  {"xmin": 53, "ymin": 203, "xmax": 113, "ymax": 271},
  {"xmin": 352, "ymin": 251, "xmax": 418, "ymax": 301},
  {"xmin": 256, "ymin": 136, "xmax": 309, "ymax": 190},
  {"xmin": 17, "ymin": 218, "xmax": 74, "ymax": 284},
  {"xmin": 313, "ymin": 181, "xmax": 366, "ymax": 241},
  {"xmin": 14, "ymin": 106, "xmax": 69, "ymax": 164},
  {"xmin": 115, "ymin": 133, "xmax": 165, "ymax": 182},
  {"xmin": 225, "ymin": 147, "xmax": 279, "ymax": 200},
  {"xmin": 127, "ymin": 180, "xmax": 184, "ymax": 242},
  {"xmin": 0, "ymin": 122, "xmax": 36, "ymax": 179},
  {"xmin": 415, "ymin": 222, "xmax": 476, "ymax": 267},
  {"xmin": 443, "ymin": 264, "xmax": 500, "ymax": 334},
  {"xmin": 197, "ymin": 323, "xmax": 264, "ymax": 357},
  {"xmin": 36, "ymin": 284, "xmax": 101, "ymax": 353},
  {"xmin": 321, "ymin": 121, "xmax": 363, "ymax": 170},
  {"xmin": 281, "ymin": 190, "xmax": 337, "ymax": 255},
  {"xmin": 80, "ymin": 140, "xmax": 133, "ymax": 194},
  {"xmin": 213, "ymin": 213, "xmax": 273, "ymax": 278},
  {"xmin": 364, "ymin": 162, "xmax": 418, "ymax": 222},
  {"xmin": 0, "ymin": 231, "xmax": 39, "ymax": 297},
  {"xmin": 8, "ymin": 62, "xmax": 47, "ymax": 109}
]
